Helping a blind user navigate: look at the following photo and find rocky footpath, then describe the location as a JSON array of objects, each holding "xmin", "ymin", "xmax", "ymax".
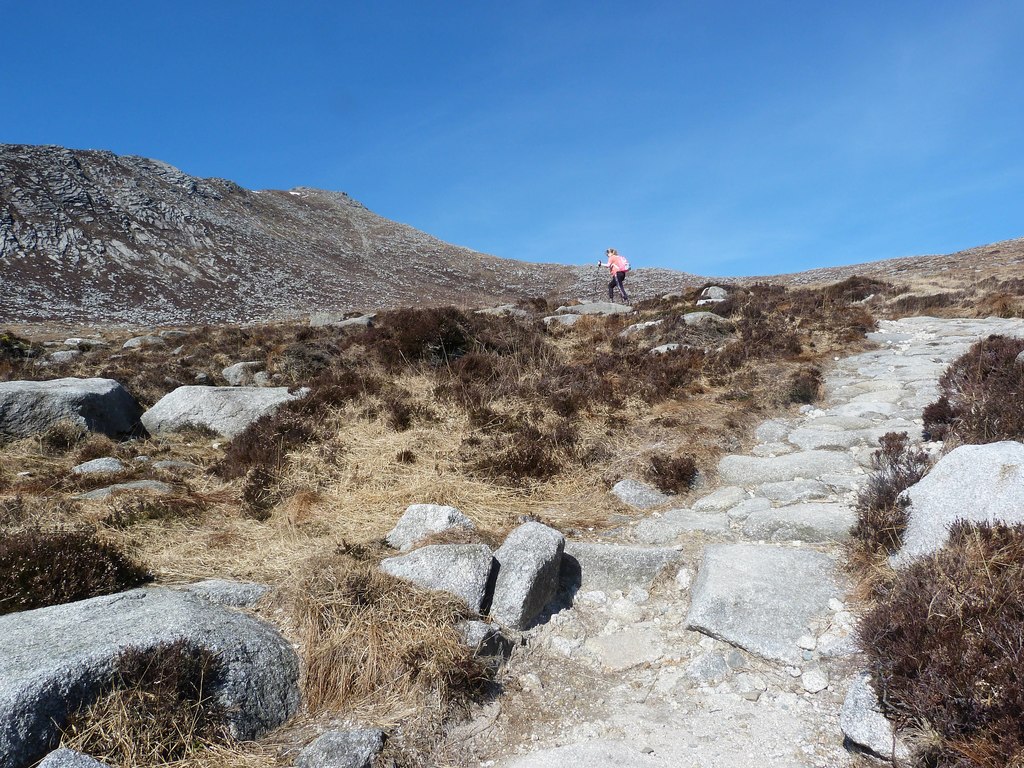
[{"xmin": 444, "ymin": 316, "xmax": 1024, "ymax": 768}]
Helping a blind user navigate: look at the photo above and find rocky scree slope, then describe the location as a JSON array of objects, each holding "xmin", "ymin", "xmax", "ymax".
[{"xmin": 0, "ymin": 144, "xmax": 693, "ymax": 324}]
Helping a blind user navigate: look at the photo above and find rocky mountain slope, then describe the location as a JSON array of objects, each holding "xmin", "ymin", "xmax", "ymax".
[
  {"xmin": 3, "ymin": 143, "xmax": 1020, "ymax": 326},
  {"xmin": 0, "ymin": 144, "xmax": 693, "ymax": 324}
]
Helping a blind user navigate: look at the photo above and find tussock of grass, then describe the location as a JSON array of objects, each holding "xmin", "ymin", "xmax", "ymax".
[
  {"xmin": 276, "ymin": 552, "xmax": 488, "ymax": 717},
  {"xmin": 62, "ymin": 640, "xmax": 226, "ymax": 767}
]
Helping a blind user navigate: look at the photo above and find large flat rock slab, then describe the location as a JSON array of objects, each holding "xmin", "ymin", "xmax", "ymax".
[
  {"xmin": 894, "ymin": 440, "xmax": 1024, "ymax": 566},
  {"xmin": 562, "ymin": 542, "xmax": 681, "ymax": 593},
  {"xmin": 0, "ymin": 588, "xmax": 300, "ymax": 768},
  {"xmin": 718, "ymin": 450, "xmax": 857, "ymax": 486},
  {"xmin": 141, "ymin": 385, "xmax": 305, "ymax": 438},
  {"xmin": 685, "ymin": 544, "xmax": 840, "ymax": 664},
  {"xmin": 0, "ymin": 378, "xmax": 142, "ymax": 440},
  {"xmin": 742, "ymin": 502, "xmax": 855, "ymax": 543}
]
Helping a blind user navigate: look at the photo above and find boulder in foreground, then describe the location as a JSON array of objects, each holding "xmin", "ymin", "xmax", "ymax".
[
  {"xmin": 893, "ymin": 441, "xmax": 1024, "ymax": 566},
  {"xmin": 140, "ymin": 385, "xmax": 305, "ymax": 438},
  {"xmin": 385, "ymin": 504, "xmax": 475, "ymax": 551},
  {"xmin": 0, "ymin": 378, "xmax": 142, "ymax": 440},
  {"xmin": 0, "ymin": 588, "xmax": 301, "ymax": 768},
  {"xmin": 490, "ymin": 522, "xmax": 565, "ymax": 630},
  {"xmin": 685, "ymin": 543, "xmax": 839, "ymax": 664},
  {"xmin": 380, "ymin": 544, "xmax": 495, "ymax": 613}
]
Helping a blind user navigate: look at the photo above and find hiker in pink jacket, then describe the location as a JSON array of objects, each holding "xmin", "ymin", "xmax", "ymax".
[{"xmin": 599, "ymin": 248, "xmax": 631, "ymax": 302}]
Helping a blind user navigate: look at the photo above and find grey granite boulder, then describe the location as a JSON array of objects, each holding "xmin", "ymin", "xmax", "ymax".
[
  {"xmin": 741, "ymin": 502, "xmax": 855, "ymax": 542},
  {"xmin": 555, "ymin": 302, "xmax": 633, "ymax": 316},
  {"xmin": 840, "ymin": 673, "xmax": 911, "ymax": 763},
  {"xmin": 179, "ymin": 579, "xmax": 271, "ymax": 608},
  {"xmin": 611, "ymin": 479, "xmax": 671, "ymax": 510},
  {"xmin": 386, "ymin": 504, "xmax": 475, "ymax": 551},
  {"xmin": 71, "ymin": 457, "xmax": 126, "ymax": 475},
  {"xmin": 649, "ymin": 343, "xmax": 680, "ymax": 355},
  {"xmin": 0, "ymin": 378, "xmax": 143, "ymax": 440},
  {"xmin": 37, "ymin": 749, "xmax": 108, "ymax": 768},
  {"xmin": 121, "ymin": 335, "xmax": 165, "ymax": 350},
  {"xmin": 0, "ymin": 587, "xmax": 300, "ymax": 768},
  {"xmin": 699, "ymin": 286, "xmax": 728, "ymax": 301},
  {"xmin": 542, "ymin": 314, "xmax": 581, "ymax": 327},
  {"xmin": 296, "ymin": 728, "xmax": 385, "ymax": 768},
  {"xmin": 48, "ymin": 350, "xmax": 81, "ymax": 364},
  {"xmin": 141, "ymin": 385, "xmax": 306, "ymax": 438},
  {"xmin": 222, "ymin": 361, "xmax": 264, "ymax": 386},
  {"xmin": 562, "ymin": 542, "xmax": 681, "ymax": 592},
  {"xmin": 718, "ymin": 450, "xmax": 857, "ymax": 486},
  {"xmin": 682, "ymin": 311, "xmax": 732, "ymax": 328},
  {"xmin": 685, "ymin": 544, "xmax": 840, "ymax": 664},
  {"xmin": 490, "ymin": 522, "xmax": 565, "ymax": 630},
  {"xmin": 380, "ymin": 544, "xmax": 494, "ymax": 613},
  {"xmin": 73, "ymin": 479, "xmax": 174, "ymax": 501},
  {"xmin": 309, "ymin": 312, "xmax": 376, "ymax": 328},
  {"xmin": 475, "ymin": 305, "xmax": 529, "ymax": 319},
  {"xmin": 692, "ymin": 486, "xmax": 748, "ymax": 512},
  {"xmin": 894, "ymin": 441, "xmax": 1024, "ymax": 566},
  {"xmin": 619, "ymin": 319, "xmax": 663, "ymax": 336},
  {"xmin": 752, "ymin": 479, "xmax": 831, "ymax": 504},
  {"xmin": 633, "ymin": 508, "xmax": 729, "ymax": 545}
]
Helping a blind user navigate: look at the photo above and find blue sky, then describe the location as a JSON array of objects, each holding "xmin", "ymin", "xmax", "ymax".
[{"xmin": 3, "ymin": 1, "xmax": 1022, "ymax": 276}]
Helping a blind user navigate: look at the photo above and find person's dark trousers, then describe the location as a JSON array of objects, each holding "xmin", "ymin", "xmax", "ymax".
[{"xmin": 608, "ymin": 273, "xmax": 629, "ymax": 302}]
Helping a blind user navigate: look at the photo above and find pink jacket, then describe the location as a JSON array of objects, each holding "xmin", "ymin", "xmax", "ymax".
[{"xmin": 607, "ymin": 254, "xmax": 629, "ymax": 275}]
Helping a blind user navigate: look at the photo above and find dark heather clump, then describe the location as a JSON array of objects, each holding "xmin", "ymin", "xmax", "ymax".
[
  {"xmin": 850, "ymin": 432, "xmax": 929, "ymax": 558},
  {"xmin": 859, "ymin": 522, "xmax": 1024, "ymax": 768},
  {"xmin": 923, "ymin": 335, "xmax": 1024, "ymax": 445},
  {"xmin": 646, "ymin": 453, "xmax": 698, "ymax": 494},
  {"xmin": 787, "ymin": 366, "xmax": 822, "ymax": 404},
  {"xmin": 62, "ymin": 640, "xmax": 226, "ymax": 765},
  {"xmin": 0, "ymin": 528, "xmax": 152, "ymax": 614}
]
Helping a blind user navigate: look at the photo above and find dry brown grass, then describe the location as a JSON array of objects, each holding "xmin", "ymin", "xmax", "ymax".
[{"xmin": 274, "ymin": 552, "xmax": 488, "ymax": 718}]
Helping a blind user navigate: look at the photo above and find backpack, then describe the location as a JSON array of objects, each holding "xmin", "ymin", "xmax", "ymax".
[{"xmin": 618, "ymin": 257, "xmax": 630, "ymax": 272}]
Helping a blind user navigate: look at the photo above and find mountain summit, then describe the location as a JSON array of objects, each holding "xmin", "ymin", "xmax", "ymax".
[{"xmin": 0, "ymin": 144, "xmax": 690, "ymax": 324}]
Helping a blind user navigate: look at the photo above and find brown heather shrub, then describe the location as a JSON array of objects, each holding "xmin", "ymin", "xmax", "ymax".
[
  {"xmin": 976, "ymin": 291, "xmax": 1024, "ymax": 318},
  {"xmin": 368, "ymin": 306, "xmax": 475, "ymax": 368},
  {"xmin": 646, "ymin": 453, "xmax": 698, "ymax": 494},
  {"xmin": 101, "ymin": 491, "xmax": 207, "ymax": 529},
  {"xmin": 39, "ymin": 418, "xmax": 88, "ymax": 454},
  {"xmin": 0, "ymin": 528, "xmax": 151, "ymax": 614},
  {"xmin": 924, "ymin": 335, "xmax": 1024, "ymax": 445},
  {"xmin": 74, "ymin": 433, "xmax": 121, "ymax": 463},
  {"xmin": 217, "ymin": 368, "xmax": 381, "ymax": 479},
  {"xmin": 889, "ymin": 291, "xmax": 964, "ymax": 317},
  {"xmin": 819, "ymin": 275, "xmax": 900, "ymax": 303},
  {"xmin": 787, "ymin": 366, "xmax": 822, "ymax": 404},
  {"xmin": 469, "ymin": 417, "xmax": 577, "ymax": 484},
  {"xmin": 850, "ymin": 432, "xmax": 930, "ymax": 559},
  {"xmin": 62, "ymin": 640, "xmax": 226, "ymax": 766},
  {"xmin": 281, "ymin": 553, "xmax": 488, "ymax": 715},
  {"xmin": 0, "ymin": 330, "xmax": 40, "ymax": 378},
  {"xmin": 240, "ymin": 466, "xmax": 279, "ymax": 521},
  {"xmin": 711, "ymin": 314, "xmax": 802, "ymax": 370},
  {"xmin": 216, "ymin": 411, "xmax": 314, "ymax": 480},
  {"xmin": 859, "ymin": 522, "xmax": 1024, "ymax": 768}
]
